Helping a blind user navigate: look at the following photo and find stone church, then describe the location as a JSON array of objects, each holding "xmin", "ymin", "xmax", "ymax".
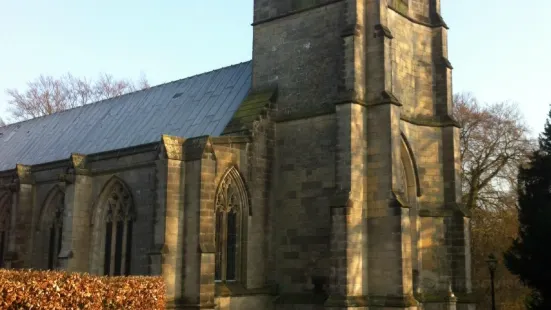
[{"xmin": 0, "ymin": 0, "xmax": 474, "ymax": 309}]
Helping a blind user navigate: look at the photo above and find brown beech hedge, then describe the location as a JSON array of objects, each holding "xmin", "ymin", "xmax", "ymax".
[{"xmin": 0, "ymin": 269, "xmax": 165, "ymax": 309}]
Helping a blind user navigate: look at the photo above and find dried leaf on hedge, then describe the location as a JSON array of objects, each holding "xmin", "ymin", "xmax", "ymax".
[{"xmin": 0, "ymin": 269, "xmax": 165, "ymax": 309}]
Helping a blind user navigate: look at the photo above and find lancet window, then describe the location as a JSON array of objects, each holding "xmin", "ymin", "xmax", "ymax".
[
  {"xmin": 214, "ymin": 168, "xmax": 248, "ymax": 282},
  {"xmin": 47, "ymin": 195, "xmax": 64, "ymax": 270},
  {"xmin": 103, "ymin": 181, "xmax": 134, "ymax": 276}
]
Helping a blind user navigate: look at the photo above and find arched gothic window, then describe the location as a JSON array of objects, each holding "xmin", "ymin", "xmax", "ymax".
[
  {"xmin": 214, "ymin": 168, "xmax": 249, "ymax": 282},
  {"xmin": 0, "ymin": 193, "xmax": 9, "ymax": 268},
  {"xmin": 398, "ymin": 158, "xmax": 410, "ymax": 200},
  {"xmin": 36, "ymin": 187, "xmax": 65, "ymax": 270},
  {"xmin": 400, "ymin": 135, "xmax": 422, "ymax": 294},
  {"xmin": 103, "ymin": 181, "xmax": 135, "ymax": 276},
  {"xmin": 46, "ymin": 192, "xmax": 64, "ymax": 270}
]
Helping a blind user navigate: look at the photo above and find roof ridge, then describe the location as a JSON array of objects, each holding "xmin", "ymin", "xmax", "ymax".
[{"xmin": 0, "ymin": 60, "xmax": 252, "ymax": 130}]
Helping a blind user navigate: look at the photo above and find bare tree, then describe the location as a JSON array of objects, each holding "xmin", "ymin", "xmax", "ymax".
[
  {"xmin": 453, "ymin": 92, "xmax": 534, "ymax": 211},
  {"xmin": 454, "ymin": 92, "xmax": 534, "ymax": 309},
  {"xmin": 5, "ymin": 72, "xmax": 150, "ymax": 121},
  {"xmin": 0, "ymin": 117, "xmax": 5, "ymax": 127}
]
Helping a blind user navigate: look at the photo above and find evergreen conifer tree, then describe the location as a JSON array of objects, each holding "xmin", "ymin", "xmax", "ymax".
[{"xmin": 504, "ymin": 105, "xmax": 551, "ymax": 309}]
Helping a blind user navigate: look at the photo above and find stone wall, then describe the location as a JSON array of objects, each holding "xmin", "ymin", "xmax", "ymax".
[
  {"xmin": 211, "ymin": 121, "xmax": 274, "ymax": 309},
  {"xmin": 252, "ymin": 0, "xmax": 472, "ymax": 309},
  {"xmin": 0, "ymin": 125, "xmax": 274, "ymax": 310},
  {"xmin": 272, "ymin": 114, "xmax": 336, "ymax": 295},
  {"xmin": 253, "ymin": 0, "xmax": 340, "ymax": 23},
  {"xmin": 388, "ymin": 9, "xmax": 435, "ymax": 117},
  {"xmin": 386, "ymin": 2, "xmax": 472, "ymax": 308},
  {"xmin": 252, "ymin": 1, "xmax": 344, "ymax": 120},
  {"xmin": 87, "ymin": 164, "xmax": 157, "ymax": 276},
  {"xmin": 0, "ymin": 146, "xmax": 158, "ymax": 274}
]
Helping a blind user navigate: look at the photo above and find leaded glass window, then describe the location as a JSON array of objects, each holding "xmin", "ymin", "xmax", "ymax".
[
  {"xmin": 214, "ymin": 168, "xmax": 248, "ymax": 282},
  {"xmin": 47, "ymin": 197, "xmax": 64, "ymax": 270},
  {"xmin": 103, "ymin": 181, "xmax": 134, "ymax": 276}
]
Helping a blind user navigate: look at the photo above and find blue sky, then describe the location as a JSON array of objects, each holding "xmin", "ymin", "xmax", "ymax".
[{"xmin": 1, "ymin": 1, "xmax": 549, "ymax": 136}]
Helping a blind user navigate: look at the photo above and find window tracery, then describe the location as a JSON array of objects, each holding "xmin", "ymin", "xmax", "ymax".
[
  {"xmin": 214, "ymin": 168, "xmax": 248, "ymax": 282},
  {"xmin": 103, "ymin": 181, "xmax": 135, "ymax": 276}
]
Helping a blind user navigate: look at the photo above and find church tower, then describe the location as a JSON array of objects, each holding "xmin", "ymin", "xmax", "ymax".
[{"xmin": 252, "ymin": 0, "xmax": 474, "ymax": 309}]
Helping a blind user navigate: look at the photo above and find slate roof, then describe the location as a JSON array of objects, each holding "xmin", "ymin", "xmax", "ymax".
[{"xmin": 0, "ymin": 61, "xmax": 252, "ymax": 171}]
